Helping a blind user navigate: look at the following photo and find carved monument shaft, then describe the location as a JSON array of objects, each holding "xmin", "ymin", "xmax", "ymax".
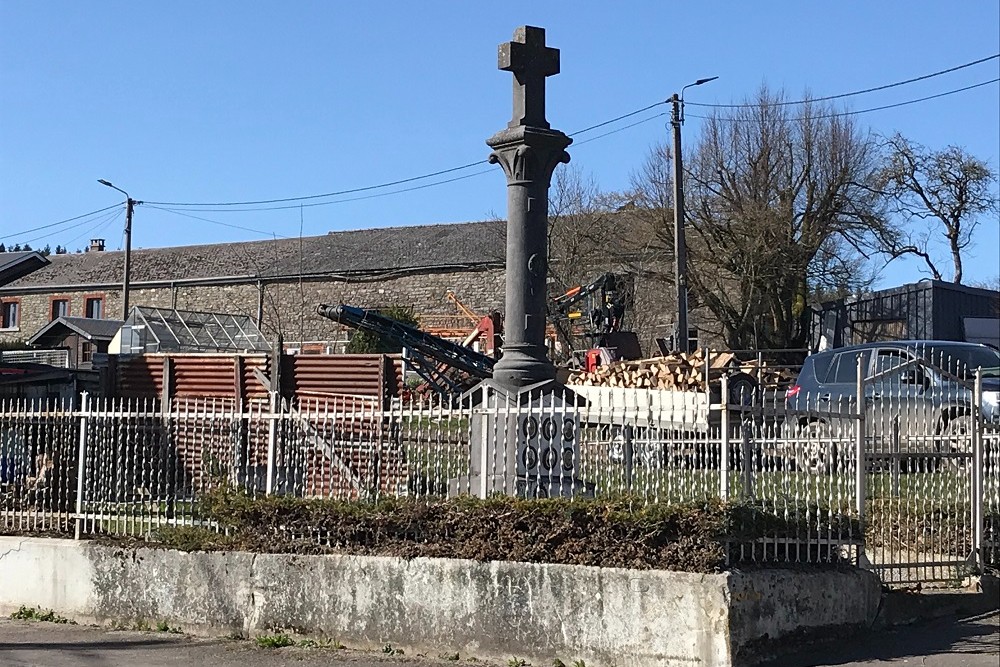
[{"xmin": 487, "ymin": 26, "xmax": 571, "ymax": 390}]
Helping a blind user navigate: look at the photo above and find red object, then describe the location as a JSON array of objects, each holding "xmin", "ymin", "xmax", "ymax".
[
  {"xmin": 785, "ymin": 385, "xmax": 801, "ymax": 399},
  {"xmin": 584, "ymin": 349, "xmax": 603, "ymax": 373}
]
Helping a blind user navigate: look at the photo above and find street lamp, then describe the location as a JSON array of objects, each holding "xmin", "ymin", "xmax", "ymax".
[
  {"xmin": 97, "ymin": 179, "xmax": 141, "ymax": 320},
  {"xmin": 670, "ymin": 76, "xmax": 717, "ymax": 353}
]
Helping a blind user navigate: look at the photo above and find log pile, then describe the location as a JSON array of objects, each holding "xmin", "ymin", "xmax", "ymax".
[{"xmin": 566, "ymin": 350, "xmax": 796, "ymax": 391}]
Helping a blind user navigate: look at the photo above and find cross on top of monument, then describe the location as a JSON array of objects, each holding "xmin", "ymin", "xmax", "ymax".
[{"xmin": 498, "ymin": 26, "xmax": 559, "ymax": 130}]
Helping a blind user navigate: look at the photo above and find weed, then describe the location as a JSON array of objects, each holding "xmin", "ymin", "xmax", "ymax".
[
  {"xmin": 298, "ymin": 638, "xmax": 318, "ymax": 648},
  {"xmin": 440, "ymin": 652, "xmax": 460, "ymax": 661},
  {"xmin": 574, "ymin": 661, "xmax": 587, "ymax": 667},
  {"xmin": 508, "ymin": 659, "xmax": 529, "ymax": 667},
  {"xmin": 9, "ymin": 606, "xmax": 75, "ymax": 625},
  {"xmin": 255, "ymin": 633, "xmax": 294, "ymax": 648},
  {"xmin": 156, "ymin": 620, "xmax": 181, "ymax": 633},
  {"xmin": 133, "ymin": 619, "xmax": 151, "ymax": 631},
  {"xmin": 382, "ymin": 642, "xmax": 403, "ymax": 655},
  {"xmin": 552, "ymin": 660, "xmax": 566, "ymax": 667}
]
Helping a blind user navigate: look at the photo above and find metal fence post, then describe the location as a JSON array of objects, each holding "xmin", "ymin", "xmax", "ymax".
[
  {"xmin": 741, "ymin": 419, "xmax": 754, "ymax": 499},
  {"xmin": 720, "ymin": 374, "xmax": 730, "ymax": 500},
  {"xmin": 891, "ymin": 419, "xmax": 900, "ymax": 497},
  {"xmin": 74, "ymin": 391, "xmax": 89, "ymax": 540},
  {"xmin": 265, "ymin": 391, "xmax": 278, "ymax": 496},
  {"xmin": 855, "ymin": 356, "xmax": 870, "ymax": 568},
  {"xmin": 971, "ymin": 369, "xmax": 984, "ymax": 573},
  {"xmin": 623, "ymin": 424, "xmax": 635, "ymax": 493}
]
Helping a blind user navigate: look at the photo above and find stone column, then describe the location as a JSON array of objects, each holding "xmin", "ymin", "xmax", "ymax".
[{"xmin": 487, "ymin": 26, "xmax": 571, "ymax": 391}]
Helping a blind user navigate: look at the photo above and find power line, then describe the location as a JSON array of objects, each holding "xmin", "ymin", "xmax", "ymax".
[
  {"xmin": 18, "ymin": 207, "xmax": 125, "ymax": 248},
  {"xmin": 572, "ymin": 112, "xmax": 669, "ymax": 147},
  {"xmin": 1, "ymin": 203, "xmax": 123, "ymax": 243},
  {"xmin": 79, "ymin": 53, "xmax": 1000, "ymax": 215},
  {"xmin": 152, "ymin": 169, "xmax": 495, "ymax": 214},
  {"xmin": 687, "ymin": 53, "xmax": 999, "ymax": 108},
  {"xmin": 144, "ymin": 159, "xmax": 490, "ymax": 207},
  {"xmin": 143, "ymin": 105, "xmax": 671, "ymax": 209},
  {"xmin": 143, "ymin": 110, "xmax": 671, "ymax": 213},
  {"xmin": 61, "ymin": 209, "xmax": 125, "ymax": 250},
  {"xmin": 148, "ymin": 74, "xmax": 992, "ymax": 216},
  {"xmin": 568, "ymin": 101, "xmax": 667, "ymax": 136},
  {"xmin": 144, "ymin": 205, "xmax": 292, "ymax": 238},
  {"xmin": 688, "ymin": 78, "xmax": 1000, "ymax": 122}
]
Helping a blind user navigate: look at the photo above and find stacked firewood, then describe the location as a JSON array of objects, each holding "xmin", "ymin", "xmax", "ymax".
[
  {"xmin": 738, "ymin": 359, "xmax": 798, "ymax": 388},
  {"xmin": 567, "ymin": 350, "xmax": 796, "ymax": 391},
  {"xmin": 568, "ymin": 350, "xmax": 725, "ymax": 391}
]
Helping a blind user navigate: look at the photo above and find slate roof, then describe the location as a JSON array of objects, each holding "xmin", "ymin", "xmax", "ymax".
[
  {"xmin": 0, "ymin": 251, "xmax": 49, "ymax": 286},
  {"xmin": 28, "ymin": 316, "xmax": 125, "ymax": 346},
  {"xmin": 0, "ymin": 221, "xmax": 506, "ymax": 290}
]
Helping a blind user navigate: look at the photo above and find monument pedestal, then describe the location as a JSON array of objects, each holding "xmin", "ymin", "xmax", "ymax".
[{"xmin": 449, "ymin": 380, "xmax": 594, "ymax": 499}]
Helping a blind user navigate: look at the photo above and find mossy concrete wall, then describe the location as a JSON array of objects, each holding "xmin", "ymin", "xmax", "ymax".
[{"xmin": 0, "ymin": 537, "xmax": 880, "ymax": 666}]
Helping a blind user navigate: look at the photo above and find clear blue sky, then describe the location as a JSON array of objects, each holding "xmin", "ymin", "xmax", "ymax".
[{"xmin": 2, "ymin": 2, "xmax": 998, "ymax": 288}]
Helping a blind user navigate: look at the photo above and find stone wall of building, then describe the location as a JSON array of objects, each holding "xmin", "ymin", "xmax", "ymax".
[
  {"xmin": 259, "ymin": 267, "xmax": 508, "ymax": 342},
  {"xmin": 0, "ymin": 268, "xmax": 508, "ymax": 347},
  {"xmin": 0, "ymin": 265, "xmax": 722, "ymax": 355},
  {"xmin": 0, "ymin": 288, "xmax": 122, "ymax": 346}
]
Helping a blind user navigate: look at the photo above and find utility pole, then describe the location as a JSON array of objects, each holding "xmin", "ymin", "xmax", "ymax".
[
  {"xmin": 122, "ymin": 196, "xmax": 134, "ymax": 319},
  {"xmin": 670, "ymin": 77, "xmax": 717, "ymax": 353},
  {"xmin": 670, "ymin": 93, "xmax": 688, "ymax": 353},
  {"xmin": 97, "ymin": 179, "xmax": 141, "ymax": 320}
]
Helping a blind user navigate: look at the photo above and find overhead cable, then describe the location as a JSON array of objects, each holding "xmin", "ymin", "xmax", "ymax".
[
  {"xmin": 1, "ymin": 203, "xmax": 122, "ymax": 243},
  {"xmin": 686, "ymin": 53, "xmax": 999, "ymax": 108},
  {"xmin": 687, "ymin": 78, "xmax": 1000, "ymax": 122}
]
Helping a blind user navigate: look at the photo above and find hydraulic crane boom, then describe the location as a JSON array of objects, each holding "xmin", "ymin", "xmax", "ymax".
[{"xmin": 316, "ymin": 304, "xmax": 495, "ymax": 394}]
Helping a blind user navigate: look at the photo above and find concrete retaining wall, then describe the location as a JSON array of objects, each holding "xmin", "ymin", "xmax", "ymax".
[{"xmin": 0, "ymin": 537, "xmax": 880, "ymax": 666}]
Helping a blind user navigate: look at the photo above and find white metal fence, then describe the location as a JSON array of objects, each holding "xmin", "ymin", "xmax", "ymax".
[{"xmin": 1, "ymin": 353, "xmax": 996, "ymax": 584}]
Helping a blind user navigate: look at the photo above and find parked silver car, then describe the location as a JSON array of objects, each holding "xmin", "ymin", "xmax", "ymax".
[{"xmin": 784, "ymin": 340, "xmax": 1000, "ymax": 468}]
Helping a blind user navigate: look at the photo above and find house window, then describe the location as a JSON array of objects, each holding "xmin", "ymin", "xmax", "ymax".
[
  {"xmin": 81, "ymin": 342, "xmax": 95, "ymax": 363},
  {"xmin": 51, "ymin": 299, "xmax": 69, "ymax": 320},
  {"xmin": 85, "ymin": 297, "xmax": 103, "ymax": 319},
  {"xmin": 1, "ymin": 301, "xmax": 19, "ymax": 329}
]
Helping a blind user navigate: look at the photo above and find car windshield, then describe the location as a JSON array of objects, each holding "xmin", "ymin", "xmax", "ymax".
[{"xmin": 918, "ymin": 345, "xmax": 1000, "ymax": 379}]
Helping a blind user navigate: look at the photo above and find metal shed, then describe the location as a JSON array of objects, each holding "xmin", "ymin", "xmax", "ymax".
[{"xmin": 812, "ymin": 279, "xmax": 1000, "ymax": 350}]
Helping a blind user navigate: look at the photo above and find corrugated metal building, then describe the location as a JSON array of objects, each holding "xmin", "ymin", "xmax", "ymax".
[{"xmin": 812, "ymin": 280, "xmax": 1000, "ymax": 350}]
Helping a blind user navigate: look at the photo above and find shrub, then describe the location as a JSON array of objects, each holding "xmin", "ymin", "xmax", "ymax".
[{"xmin": 150, "ymin": 489, "xmax": 858, "ymax": 572}]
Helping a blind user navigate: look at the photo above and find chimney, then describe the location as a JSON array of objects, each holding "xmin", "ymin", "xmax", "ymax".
[{"xmin": 89, "ymin": 238, "xmax": 105, "ymax": 252}]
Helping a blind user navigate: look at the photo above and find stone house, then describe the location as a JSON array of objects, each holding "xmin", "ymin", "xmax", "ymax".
[
  {"xmin": 0, "ymin": 222, "xmax": 511, "ymax": 349},
  {"xmin": 0, "ymin": 218, "xmax": 691, "ymax": 356}
]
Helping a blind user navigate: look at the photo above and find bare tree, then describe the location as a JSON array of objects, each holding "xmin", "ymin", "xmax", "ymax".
[
  {"xmin": 877, "ymin": 134, "xmax": 998, "ymax": 284},
  {"xmin": 629, "ymin": 87, "xmax": 892, "ymax": 350},
  {"xmin": 546, "ymin": 165, "xmax": 622, "ymax": 290},
  {"xmin": 970, "ymin": 275, "xmax": 1000, "ymax": 292}
]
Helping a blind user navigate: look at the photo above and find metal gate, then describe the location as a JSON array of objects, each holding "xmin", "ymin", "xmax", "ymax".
[{"xmin": 859, "ymin": 354, "xmax": 996, "ymax": 585}]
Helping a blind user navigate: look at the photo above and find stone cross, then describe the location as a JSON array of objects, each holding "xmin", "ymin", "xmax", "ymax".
[
  {"xmin": 499, "ymin": 26, "xmax": 560, "ymax": 130},
  {"xmin": 486, "ymin": 26, "xmax": 571, "ymax": 391}
]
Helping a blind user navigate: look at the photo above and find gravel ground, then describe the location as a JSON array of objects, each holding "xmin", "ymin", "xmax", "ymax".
[
  {"xmin": 0, "ymin": 619, "xmax": 500, "ymax": 667},
  {"xmin": 1, "ymin": 610, "xmax": 996, "ymax": 666}
]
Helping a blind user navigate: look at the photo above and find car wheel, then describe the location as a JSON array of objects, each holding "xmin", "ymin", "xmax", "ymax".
[
  {"xmin": 940, "ymin": 414, "xmax": 974, "ymax": 470},
  {"xmin": 796, "ymin": 420, "xmax": 838, "ymax": 474}
]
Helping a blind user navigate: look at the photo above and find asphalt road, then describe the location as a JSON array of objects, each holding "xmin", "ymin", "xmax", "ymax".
[
  {"xmin": 760, "ymin": 611, "xmax": 999, "ymax": 667},
  {"xmin": 0, "ymin": 612, "xmax": 996, "ymax": 666},
  {"xmin": 0, "ymin": 619, "xmax": 496, "ymax": 667}
]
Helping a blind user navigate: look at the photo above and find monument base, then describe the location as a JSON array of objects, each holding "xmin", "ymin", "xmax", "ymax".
[{"xmin": 450, "ymin": 379, "xmax": 589, "ymax": 499}]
